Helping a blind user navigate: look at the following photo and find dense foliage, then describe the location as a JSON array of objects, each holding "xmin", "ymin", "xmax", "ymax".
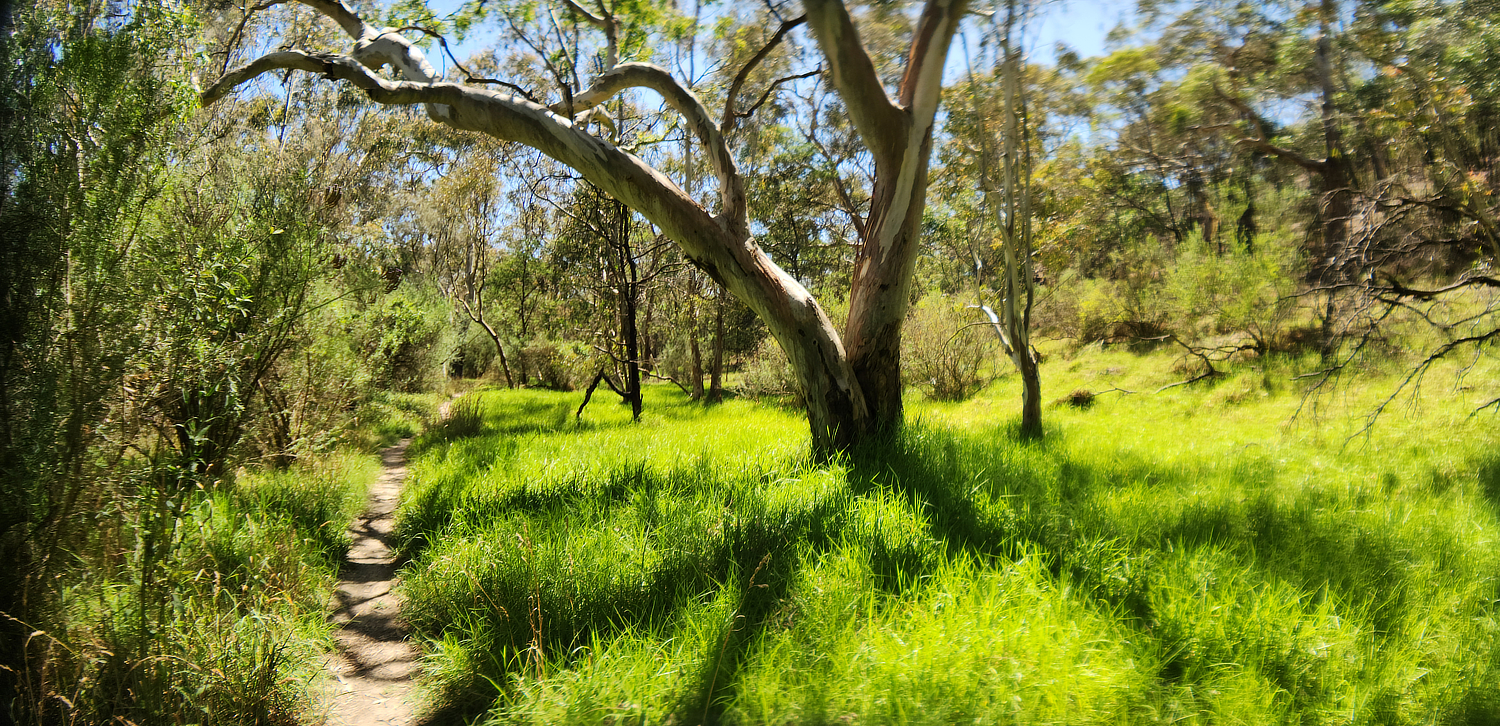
[{"xmin": 1, "ymin": 0, "xmax": 1497, "ymax": 722}]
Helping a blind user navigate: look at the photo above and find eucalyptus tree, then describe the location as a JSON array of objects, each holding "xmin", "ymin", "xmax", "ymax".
[
  {"xmin": 983, "ymin": 1, "xmax": 1042, "ymax": 436},
  {"xmin": 202, "ymin": 0, "xmax": 972, "ymax": 452},
  {"xmin": 1138, "ymin": 0, "xmax": 1361, "ymax": 355}
]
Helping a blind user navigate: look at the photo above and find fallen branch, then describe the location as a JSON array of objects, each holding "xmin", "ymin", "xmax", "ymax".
[
  {"xmin": 641, "ymin": 368, "xmax": 692, "ymax": 397},
  {"xmin": 1155, "ymin": 371, "xmax": 1221, "ymax": 394}
]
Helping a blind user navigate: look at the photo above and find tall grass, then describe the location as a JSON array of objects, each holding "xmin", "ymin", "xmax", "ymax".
[
  {"xmin": 396, "ymin": 347, "xmax": 1500, "ymax": 725},
  {"xmin": 12, "ymin": 453, "xmax": 377, "ymax": 725}
]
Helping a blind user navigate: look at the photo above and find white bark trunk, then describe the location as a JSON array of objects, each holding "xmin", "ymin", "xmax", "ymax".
[{"xmin": 204, "ymin": 0, "xmax": 970, "ymax": 450}]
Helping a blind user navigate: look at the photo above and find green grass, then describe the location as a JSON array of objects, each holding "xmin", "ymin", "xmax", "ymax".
[
  {"xmin": 32, "ymin": 452, "xmax": 380, "ymax": 725},
  {"xmin": 348, "ymin": 388, "xmax": 450, "ymax": 451},
  {"xmin": 395, "ymin": 348, "xmax": 1500, "ymax": 725}
]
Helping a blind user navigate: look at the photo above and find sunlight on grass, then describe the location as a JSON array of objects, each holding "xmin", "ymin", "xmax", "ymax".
[{"xmin": 395, "ymin": 346, "xmax": 1500, "ymax": 725}]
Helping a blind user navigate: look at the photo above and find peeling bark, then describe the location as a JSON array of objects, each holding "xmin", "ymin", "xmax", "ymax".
[
  {"xmin": 808, "ymin": 0, "xmax": 968, "ymax": 429},
  {"xmin": 204, "ymin": 0, "xmax": 970, "ymax": 452}
]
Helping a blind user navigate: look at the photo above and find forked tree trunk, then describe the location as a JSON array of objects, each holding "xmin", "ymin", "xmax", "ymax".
[
  {"xmin": 1001, "ymin": 16, "xmax": 1042, "ymax": 439},
  {"xmin": 811, "ymin": 0, "xmax": 967, "ymax": 433},
  {"xmin": 203, "ymin": 0, "xmax": 970, "ymax": 454}
]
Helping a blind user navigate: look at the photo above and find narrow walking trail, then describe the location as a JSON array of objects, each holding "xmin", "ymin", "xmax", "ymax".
[{"xmin": 324, "ymin": 437, "xmax": 421, "ymax": 726}]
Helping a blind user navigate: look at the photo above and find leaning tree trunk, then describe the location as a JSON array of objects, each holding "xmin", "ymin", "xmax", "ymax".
[
  {"xmin": 203, "ymin": 0, "xmax": 970, "ymax": 454},
  {"xmin": 471, "ymin": 313, "xmax": 515, "ymax": 388}
]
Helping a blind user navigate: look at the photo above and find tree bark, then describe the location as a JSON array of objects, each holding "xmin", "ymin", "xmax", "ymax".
[
  {"xmin": 808, "ymin": 0, "xmax": 968, "ymax": 432},
  {"xmin": 690, "ymin": 331, "xmax": 705, "ymax": 399},
  {"xmin": 689, "ymin": 292, "xmax": 705, "ymax": 400},
  {"xmin": 1314, "ymin": 0, "xmax": 1352, "ymax": 361},
  {"xmin": 621, "ymin": 272, "xmax": 642, "ymax": 421},
  {"xmin": 1018, "ymin": 349, "xmax": 1042, "ymax": 438},
  {"xmin": 204, "ymin": 0, "xmax": 970, "ymax": 453},
  {"xmin": 463, "ymin": 298, "xmax": 515, "ymax": 388}
]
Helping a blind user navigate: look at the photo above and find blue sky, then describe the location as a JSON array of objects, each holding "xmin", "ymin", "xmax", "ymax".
[{"xmin": 1028, "ymin": 0, "xmax": 1134, "ymax": 61}]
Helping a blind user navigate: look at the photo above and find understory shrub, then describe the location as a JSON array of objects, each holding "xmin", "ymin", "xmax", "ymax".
[
  {"xmin": 902, "ymin": 294, "xmax": 995, "ymax": 401},
  {"xmin": 516, "ymin": 340, "xmax": 587, "ymax": 390},
  {"xmin": 739, "ymin": 337, "xmax": 801, "ymax": 403},
  {"xmin": 13, "ymin": 453, "xmax": 374, "ymax": 725}
]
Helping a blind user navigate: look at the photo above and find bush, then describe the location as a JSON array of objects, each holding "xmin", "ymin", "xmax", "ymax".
[
  {"xmin": 1166, "ymin": 227, "xmax": 1301, "ymax": 351},
  {"xmin": 902, "ymin": 295, "xmax": 995, "ymax": 401},
  {"xmin": 516, "ymin": 340, "xmax": 585, "ymax": 391},
  {"xmin": 739, "ymin": 337, "xmax": 801, "ymax": 403},
  {"xmin": 361, "ymin": 294, "xmax": 446, "ymax": 393}
]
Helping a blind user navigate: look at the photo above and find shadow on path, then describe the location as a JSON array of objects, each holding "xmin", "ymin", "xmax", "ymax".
[{"xmin": 324, "ymin": 438, "xmax": 421, "ymax": 725}]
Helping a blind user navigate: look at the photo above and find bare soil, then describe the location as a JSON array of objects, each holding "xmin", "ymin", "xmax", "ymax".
[{"xmin": 322, "ymin": 438, "xmax": 421, "ymax": 726}]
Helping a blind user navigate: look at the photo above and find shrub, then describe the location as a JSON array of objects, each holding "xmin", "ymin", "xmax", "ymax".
[
  {"xmin": 739, "ymin": 337, "xmax": 801, "ymax": 403},
  {"xmin": 516, "ymin": 340, "xmax": 584, "ymax": 390},
  {"xmin": 902, "ymin": 294, "xmax": 995, "ymax": 401},
  {"xmin": 362, "ymin": 294, "xmax": 445, "ymax": 393}
]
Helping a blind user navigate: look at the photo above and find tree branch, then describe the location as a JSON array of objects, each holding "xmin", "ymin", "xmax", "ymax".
[
  {"xmin": 1212, "ymin": 83, "xmax": 1326, "ymax": 174},
  {"xmin": 898, "ymin": 0, "xmax": 965, "ymax": 123},
  {"xmin": 557, "ymin": 62, "xmax": 746, "ymax": 235},
  {"xmin": 558, "ymin": 0, "xmax": 618, "ymax": 69},
  {"xmin": 641, "ymin": 368, "xmax": 692, "ymax": 396},
  {"xmin": 722, "ymin": 14, "xmax": 806, "ymax": 134},
  {"xmin": 1376, "ymin": 275, "xmax": 1500, "ymax": 301},
  {"xmin": 802, "ymin": 0, "xmax": 905, "ymax": 165},
  {"xmin": 737, "ymin": 69, "xmax": 821, "ymax": 125},
  {"xmin": 293, "ymin": 0, "xmax": 368, "ymax": 38},
  {"xmin": 397, "ymin": 24, "xmax": 538, "ymax": 102},
  {"xmin": 277, "ymin": 0, "xmax": 448, "ymax": 118}
]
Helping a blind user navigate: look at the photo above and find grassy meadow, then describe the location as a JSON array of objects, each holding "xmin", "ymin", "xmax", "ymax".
[{"xmin": 394, "ymin": 345, "xmax": 1500, "ymax": 725}]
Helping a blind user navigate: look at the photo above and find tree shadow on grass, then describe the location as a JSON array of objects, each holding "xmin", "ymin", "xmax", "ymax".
[
  {"xmin": 847, "ymin": 420, "xmax": 1500, "ymax": 719},
  {"xmin": 415, "ymin": 391, "xmax": 1500, "ymax": 725},
  {"xmin": 412, "ymin": 465, "xmax": 846, "ymax": 726}
]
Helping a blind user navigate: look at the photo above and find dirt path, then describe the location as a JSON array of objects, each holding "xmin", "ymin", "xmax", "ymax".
[{"xmin": 324, "ymin": 438, "xmax": 421, "ymax": 726}]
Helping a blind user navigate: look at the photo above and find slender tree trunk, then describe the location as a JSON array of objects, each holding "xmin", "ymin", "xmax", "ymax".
[
  {"xmin": 473, "ymin": 313, "xmax": 515, "ymax": 388},
  {"xmin": 600, "ymin": 190, "xmax": 643, "ymax": 420},
  {"xmin": 975, "ymin": 1, "xmax": 1043, "ymax": 438},
  {"xmin": 689, "ymin": 293, "xmax": 704, "ymax": 399},
  {"xmin": 690, "ymin": 334, "xmax": 704, "ymax": 399},
  {"xmin": 622, "ymin": 281, "xmax": 642, "ymax": 421},
  {"xmin": 1314, "ymin": 0, "xmax": 1351, "ymax": 362},
  {"xmin": 708, "ymin": 292, "xmax": 724, "ymax": 403}
]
